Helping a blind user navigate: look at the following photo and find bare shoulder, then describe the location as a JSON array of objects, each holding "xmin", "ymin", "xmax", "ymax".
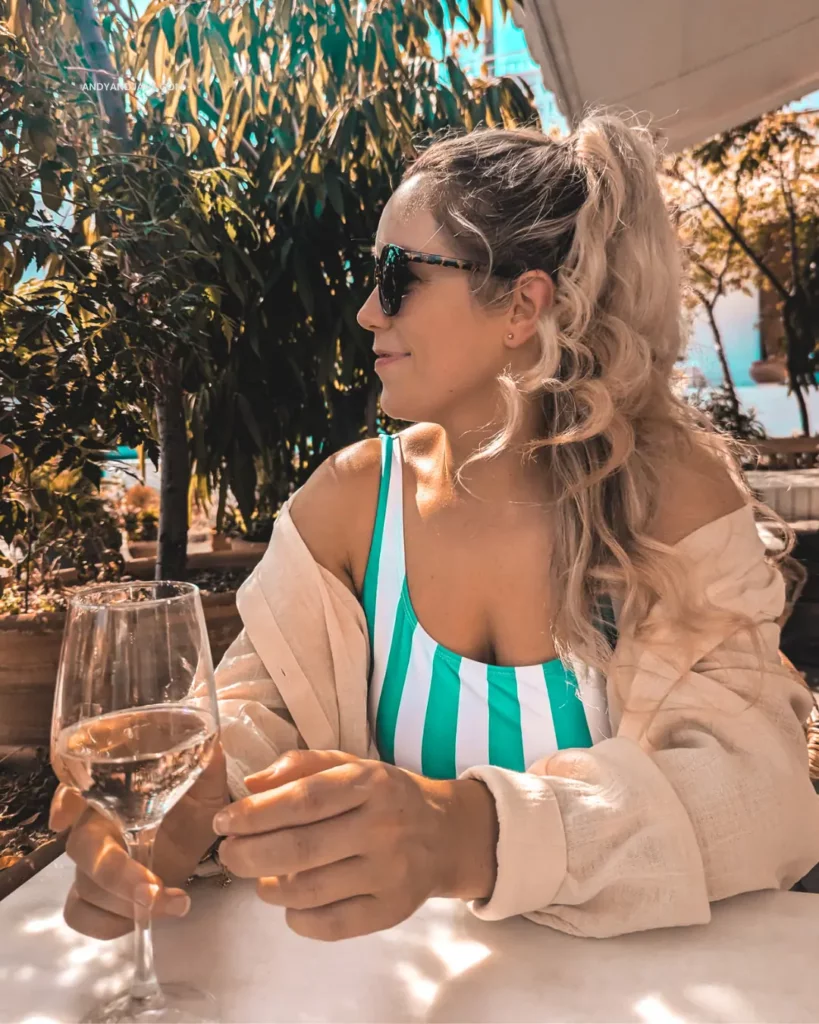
[
  {"xmin": 649, "ymin": 436, "xmax": 747, "ymax": 546},
  {"xmin": 287, "ymin": 437, "xmax": 383, "ymax": 593}
]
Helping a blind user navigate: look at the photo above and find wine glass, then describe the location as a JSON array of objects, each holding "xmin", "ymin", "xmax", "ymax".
[{"xmin": 51, "ymin": 581, "xmax": 221, "ymax": 1024}]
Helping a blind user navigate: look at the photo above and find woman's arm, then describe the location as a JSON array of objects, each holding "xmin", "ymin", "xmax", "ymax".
[{"xmin": 286, "ymin": 437, "xmax": 382, "ymax": 597}]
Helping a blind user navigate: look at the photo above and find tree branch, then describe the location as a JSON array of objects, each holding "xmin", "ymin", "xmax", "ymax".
[
  {"xmin": 668, "ymin": 166, "xmax": 790, "ymax": 300},
  {"xmin": 778, "ymin": 161, "xmax": 800, "ymax": 288}
]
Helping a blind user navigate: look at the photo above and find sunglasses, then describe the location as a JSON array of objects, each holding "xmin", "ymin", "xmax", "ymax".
[{"xmin": 373, "ymin": 243, "xmax": 517, "ymax": 317}]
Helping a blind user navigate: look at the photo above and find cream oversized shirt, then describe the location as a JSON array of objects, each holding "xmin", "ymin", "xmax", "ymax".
[{"xmin": 211, "ymin": 499, "xmax": 819, "ymax": 938}]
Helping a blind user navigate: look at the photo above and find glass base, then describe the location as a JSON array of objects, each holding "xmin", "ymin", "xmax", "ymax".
[{"xmin": 81, "ymin": 982, "xmax": 218, "ymax": 1023}]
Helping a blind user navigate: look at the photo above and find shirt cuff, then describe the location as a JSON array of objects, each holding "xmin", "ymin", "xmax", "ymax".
[{"xmin": 458, "ymin": 764, "xmax": 567, "ymax": 920}]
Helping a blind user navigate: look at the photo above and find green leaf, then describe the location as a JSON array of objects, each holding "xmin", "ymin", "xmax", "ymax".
[
  {"xmin": 207, "ymin": 28, "xmax": 234, "ymax": 90},
  {"xmin": 40, "ymin": 162, "xmax": 64, "ymax": 212},
  {"xmin": 293, "ymin": 247, "xmax": 315, "ymax": 316},
  {"xmin": 326, "ymin": 171, "xmax": 345, "ymax": 219},
  {"xmin": 56, "ymin": 144, "xmax": 78, "ymax": 170},
  {"xmin": 446, "ymin": 57, "xmax": 470, "ymax": 98},
  {"xmin": 82, "ymin": 461, "xmax": 102, "ymax": 489},
  {"xmin": 151, "ymin": 22, "xmax": 169, "ymax": 86},
  {"xmin": 27, "ymin": 114, "xmax": 57, "ymax": 159},
  {"xmin": 237, "ymin": 394, "xmax": 264, "ymax": 450}
]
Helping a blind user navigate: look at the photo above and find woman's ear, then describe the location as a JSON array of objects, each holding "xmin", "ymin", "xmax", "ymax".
[{"xmin": 504, "ymin": 270, "xmax": 554, "ymax": 348}]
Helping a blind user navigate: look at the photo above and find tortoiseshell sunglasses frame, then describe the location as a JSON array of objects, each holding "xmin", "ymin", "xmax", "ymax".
[{"xmin": 373, "ymin": 242, "xmax": 516, "ymax": 317}]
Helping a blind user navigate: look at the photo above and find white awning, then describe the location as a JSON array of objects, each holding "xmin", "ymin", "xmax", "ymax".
[{"xmin": 513, "ymin": 0, "xmax": 819, "ymax": 150}]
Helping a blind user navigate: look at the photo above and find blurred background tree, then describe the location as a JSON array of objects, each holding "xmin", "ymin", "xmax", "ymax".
[{"xmin": 668, "ymin": 110, "xmax": 819, "ymax": 436}]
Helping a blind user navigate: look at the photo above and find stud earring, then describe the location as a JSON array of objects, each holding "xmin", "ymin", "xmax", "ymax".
[{"xmin": 507, "ymin": 333, "xmax": 514, "ymax": 340}]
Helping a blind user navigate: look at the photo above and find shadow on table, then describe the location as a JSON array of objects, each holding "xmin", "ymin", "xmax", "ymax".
[
  {"xmin": 0, "ymin": 892, "xmax": 133, "ymax": 1022},
  {"xmin": 420, "ymin": 896, "xmax": 817, "ymax": 1024}
]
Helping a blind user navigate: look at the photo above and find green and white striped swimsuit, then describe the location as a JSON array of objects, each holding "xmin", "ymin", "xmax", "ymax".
[{"xmin": 362, "ymin": 432, "xmax": 616, "ymax": 780}]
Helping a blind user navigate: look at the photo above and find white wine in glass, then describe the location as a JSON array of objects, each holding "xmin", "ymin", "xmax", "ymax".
[{"xmin": 51, "ymin": 582, "xmax": 221, "ymax": 1024}]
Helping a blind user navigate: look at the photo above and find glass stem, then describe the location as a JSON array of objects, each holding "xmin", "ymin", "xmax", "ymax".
[{"xmin": 124, "ymin": 825, "xmax": 165, "ymax": 1011}]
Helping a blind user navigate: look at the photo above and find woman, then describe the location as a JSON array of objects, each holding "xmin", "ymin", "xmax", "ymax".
[{"xmin": 51, "ymin": 115, "xmax": 819, "ymax": 942}]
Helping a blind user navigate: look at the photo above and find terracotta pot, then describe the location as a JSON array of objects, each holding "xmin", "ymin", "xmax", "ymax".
[
  {"xmin": 0, "ymin": 832, "xmax": 68, "ymax": 902},
  {"xmin": 211, "ymin": 531, "xmax": 232, "ymax": 553},
  {"xmin": 229, "ymin": 537, "xmax": 269, "ymax": 555},
  {"xmin": 123, "ymin": 547, "xmax": 263, "ymax": 579},
  {"xmin": 126, "ymin": 539, "xmax": 158, "ymax": 558},
  {"xmin": 0, "ymin": 592, "xmax": 242, "ymax": 748},
  {"xmin": 749, "ymin": 356, "xmax": 788, "ymax": 385}
]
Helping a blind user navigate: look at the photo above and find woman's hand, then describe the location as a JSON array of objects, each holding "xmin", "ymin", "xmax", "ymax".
[
  {"xmin": 214, "ymin": 749, "xmax": 499, "ymax": 942},
  {"xmin": 49, "ymin": 741, "xmax": 229, "ymax": 939}
]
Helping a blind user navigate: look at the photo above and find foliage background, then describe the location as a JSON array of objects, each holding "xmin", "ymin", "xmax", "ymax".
[{"xmin": 1, "ymin": 0, "xmax": 539, "ymax": 580}]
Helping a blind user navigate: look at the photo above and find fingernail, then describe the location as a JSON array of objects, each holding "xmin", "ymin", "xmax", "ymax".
[
  {"xmin": 135, "ymin": 883, "xmax": 160, "ymax": 909},
  {"xmin": 165, "ymin": 892, "xmax": 191, "ymax": 917},
  {"xmin": 212, "ymin": 811, "xmax": 230, "ymax": 834}
]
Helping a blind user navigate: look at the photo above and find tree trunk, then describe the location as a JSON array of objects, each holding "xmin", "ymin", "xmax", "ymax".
[
  {"xmin": 155, "ymin": 365, "xmax": 189, "ymax": 580},
  {"xmin": 783, "ymin": 298, "xmax": 814, "ymax": 437},
  {"xmin": 703, "ymin": 299, "xmax": 742, "ymax": 423},
  {"xmin": 66, "ymin": 0, "xmax": 130, "ymax": 146},
  {"xmin": 215, "ymin": 467, "xmax": 229, "ymax": 535},
  {"xmin": 789, "ymin": 377, "xmax": 811, "ymax": 438}
]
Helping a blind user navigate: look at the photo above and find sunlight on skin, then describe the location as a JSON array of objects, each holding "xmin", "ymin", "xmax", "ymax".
[{"xmin": 633, "ymin": 994, "xmax": 687, "ymax": 1024}]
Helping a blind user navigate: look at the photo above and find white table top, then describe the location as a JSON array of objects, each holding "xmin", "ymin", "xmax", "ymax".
[{"xmin": 1, "ymin": 856, "xmax": 817, "ymax": 1024}]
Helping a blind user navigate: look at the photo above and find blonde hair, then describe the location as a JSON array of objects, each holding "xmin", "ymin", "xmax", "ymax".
[{"xmin": 404, "ymin": 114, "xmax": 792, "ymax": 697}]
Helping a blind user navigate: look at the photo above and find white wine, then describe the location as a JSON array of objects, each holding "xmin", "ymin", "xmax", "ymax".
[{"xmin": 57, "ymin": 704, "xmax": 218, "ymax": 832}]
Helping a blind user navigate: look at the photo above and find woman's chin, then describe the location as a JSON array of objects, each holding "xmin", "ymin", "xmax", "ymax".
[{"xmin": 379, "ymin": 391, "xmax": 417, "ymax": 423}]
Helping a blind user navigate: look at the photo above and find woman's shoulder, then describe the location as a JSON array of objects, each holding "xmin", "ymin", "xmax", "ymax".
[
  {"xmin": 286, "ymin": 424, "xmax": 438, "ymax": 594},
  {"xmin": 648, "ymin": 436, "xmax": 747, "ymax": 547},
  {"xmin": 286, "ymin": 437, "xmax": 384, "ymax": 594}
]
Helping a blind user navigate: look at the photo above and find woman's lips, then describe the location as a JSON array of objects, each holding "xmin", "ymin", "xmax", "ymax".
[{"xmin": 374, "ymin": 353, "xmax": 411, "ymax": 371}]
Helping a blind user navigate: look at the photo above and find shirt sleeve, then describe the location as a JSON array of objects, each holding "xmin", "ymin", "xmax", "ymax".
[
  {"xmin": 212, "ymin": 627, "xmax": 305, "ymax": 799},
  {"xmin": 460, "ymin": 538, "xmax": 819, "ymax": 937}
]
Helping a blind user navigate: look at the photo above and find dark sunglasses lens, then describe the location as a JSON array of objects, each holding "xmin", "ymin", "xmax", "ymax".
[{"xmin": 377, "ymin": 247, "xmax": 405, "ymax": 316}]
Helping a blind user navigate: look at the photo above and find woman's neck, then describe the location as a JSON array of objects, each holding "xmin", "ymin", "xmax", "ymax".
[{"xmin": 430, "ymin": 406, "xmax": 549, "ymax": 509}]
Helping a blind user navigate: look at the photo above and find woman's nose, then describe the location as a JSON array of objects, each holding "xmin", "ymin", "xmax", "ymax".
[{"xmin": 357, "ymin": 287, "xmax": 389, "ymax": 332}]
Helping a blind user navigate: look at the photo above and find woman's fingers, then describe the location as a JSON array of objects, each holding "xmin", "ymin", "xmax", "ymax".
[
  {"xmin": 49, "ymin": 784, "xmax": 87, "ymax": 832},
  {"xmin": 64, "ymin": 883, "xmax": 135, "ymax": 940},
  {"xmin": 256, "ymin": 855, "xmax": 379, "ymax": 910},
  {"xmin": 73, "ymin": 869, "xmax": 191, "ymax": 922},
  {"xmin": 219, "ymin": 805, "xmax": 366, "ymax": 879},
  {"xmin": 65, "ymin": 808, "xmax": 188, "ymax": 913},
  {"xmin": 216, "ymin": 762, "xmax": 369, "ymax": 838},
  {"xmin": 244, "ymin": 749, "xmax": 358, "ymax": 794},
  {"xmin": 63, "ymin": 809, "xmax": 192, "ymax": 942}
]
